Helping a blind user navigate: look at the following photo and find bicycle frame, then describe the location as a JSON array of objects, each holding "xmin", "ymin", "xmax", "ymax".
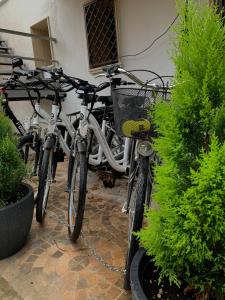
[
  {"xmin": 35, "ymin": 103, "xmax": 75, "ymax": 155},
  {"xmin": 78, "ymin": 104, "xmax": 129, "ymax": 173},
  {"xmin": 1, "ymin": 95, "xmax": 26, "ymax": 136}
]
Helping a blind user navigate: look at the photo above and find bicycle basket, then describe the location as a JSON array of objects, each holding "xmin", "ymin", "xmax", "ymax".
[{"xmin": 112, "ymin": 87, "xmax": 170, "ymax": 139}]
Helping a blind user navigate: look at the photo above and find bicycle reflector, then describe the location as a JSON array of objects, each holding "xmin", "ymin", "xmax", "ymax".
[
  {"xmin": 0, "ymin": 88, "xmax": 5, "ymax": 94},
  {"xmin": 137, "ymin": 140, "xmax": 153, "ymax": 157}
]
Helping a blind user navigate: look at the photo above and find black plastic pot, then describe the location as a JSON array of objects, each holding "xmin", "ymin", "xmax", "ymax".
[
  {"xmin": 130, "ymin": 248, "xmax": 149, "ymax": 300},
  {"xmin": 0, "ymin": 183, "xmax": 34, "ymax": 259},
  {"xmin": 131, "ymin": 247, "xmax": 193, "ymax": 300},
  {"xmin": 130, "ymin": 248, "xmax": 217, "ymax": 300},
  {"xmin": 130, "ymin": 248, "xmax": 186, "ymax": 300}
]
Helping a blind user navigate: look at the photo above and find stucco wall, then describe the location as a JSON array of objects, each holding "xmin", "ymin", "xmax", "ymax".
[{"xmin": 0, "ymin": 0, "xmax": 177, "ymax": 119}]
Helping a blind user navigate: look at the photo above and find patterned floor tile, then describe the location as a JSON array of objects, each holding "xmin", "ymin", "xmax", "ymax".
[{"xmin": 0, "ymin": 160, "xmax": 132, "ymax": 300}]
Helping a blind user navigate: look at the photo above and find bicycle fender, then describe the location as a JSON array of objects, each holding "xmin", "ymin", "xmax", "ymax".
[
  {"xmin": 77, "ymin": 139, "xmax": 87, "ymax": 152},
  {"xmin": 45, "ymin": 136, "xmax": 56, "ymax": 150}
]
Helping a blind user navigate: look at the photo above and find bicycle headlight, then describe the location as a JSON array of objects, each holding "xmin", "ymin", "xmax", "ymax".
[{"xmin": 137, "ymin": 140, "xmax": 153, "ymax": 157}]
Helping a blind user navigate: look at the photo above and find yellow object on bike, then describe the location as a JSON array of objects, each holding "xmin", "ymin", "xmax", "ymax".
[{"xmin": 122, "ymin": 119, "xmax": 151, "ymax": 138}]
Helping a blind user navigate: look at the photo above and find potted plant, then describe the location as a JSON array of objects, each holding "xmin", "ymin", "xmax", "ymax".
[
  {"xmin": 131, "ymin": 1, "xmax": 225, "ymax": 300},
  {"xmin": 0, "ymin": 111, "xmax": 34, "ymax": 259}
]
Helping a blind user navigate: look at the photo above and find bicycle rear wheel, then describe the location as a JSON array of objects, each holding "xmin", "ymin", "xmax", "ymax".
[
  {"xmin": 124, "ymin": 155, "xmax": 150, "ymax": 290},
  {"xmin": 36, "ymin": 148, "xmax": 53, "ymax": 223},
  {"xmin": 68, "ymin": 150, "xmax": 88, "ymax": 242}
]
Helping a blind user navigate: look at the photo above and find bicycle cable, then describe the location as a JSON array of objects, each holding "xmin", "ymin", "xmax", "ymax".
[{"xmin": 120, "ymin": 15, "xmax": 179, "ymax": 59}]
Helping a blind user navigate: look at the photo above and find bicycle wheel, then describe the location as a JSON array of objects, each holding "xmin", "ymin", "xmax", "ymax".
[
  {"xmin": 124, "ymin": 155, "xmax": 150, "ymax": 290},
  {"xmin": 36, "ymin": 148, "xmax": 53, "ymax": 223},
  {"xmin": 68, "ymin": 150, "xmax": 88, "ymax": 242}
]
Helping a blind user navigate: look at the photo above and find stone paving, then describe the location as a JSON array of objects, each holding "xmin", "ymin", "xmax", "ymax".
[{"xmin": 0, "ymin": 160, "xmax": 132, "ymax": 300}]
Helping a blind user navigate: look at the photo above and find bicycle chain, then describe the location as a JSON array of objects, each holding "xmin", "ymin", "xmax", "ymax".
[{"xmin": 47, "ymin": 210, "xmax": 126, "ymax": 274}]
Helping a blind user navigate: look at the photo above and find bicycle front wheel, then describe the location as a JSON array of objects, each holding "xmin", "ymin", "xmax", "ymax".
[
  {"xmin": 124, "ymin": 155, "xmax": 150, "ymax": 290},
  {"xmin": 17, "ymin": 134, "xmax": 33, "ymax": 162},
  {"xmin": 68, "ymin": 151, "xmax": 87, "ymax": 242},
  {"xmin": 17, "ymin": 134, "xmax": 42, "ymax": 175},
  {"xmin": 36, "ymin": 149, "xmax": 53, "ymax": 223}
]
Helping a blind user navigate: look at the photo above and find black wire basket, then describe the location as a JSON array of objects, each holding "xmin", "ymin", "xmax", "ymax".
[{"xmin": 112, "ymin": 87, "xmax": 170, "ymax": 139}]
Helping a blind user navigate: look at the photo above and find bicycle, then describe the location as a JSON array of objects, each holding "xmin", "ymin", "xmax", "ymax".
[
  {"xmin": 66, "ymin": 78, "xmax": 133, "ymax": 188},
  {"xmin": 25, "ymin": 69, "xmax": 78, "ymax": 223},
  {"xmin": 22, "ymin": 65, "xmax": 131, "ymax": 224},
  {"xmin": 0, "ymin": 61, "xmax": 44, "ymax": 175},
  {"xmin": 102, "ymin": 64, "xmax": 171, "ymax": 290},
  {"xmin": 65, "ymin": 74, "xmax": 137, "ymax": 242}
]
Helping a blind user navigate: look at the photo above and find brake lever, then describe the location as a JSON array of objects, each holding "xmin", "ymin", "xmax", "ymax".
[{"xmin": 95, "ymin": 73, "xmax": 107, "ymax": 79}]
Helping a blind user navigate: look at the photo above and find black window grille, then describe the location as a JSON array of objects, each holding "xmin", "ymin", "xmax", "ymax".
[{"xmin": 84, "ymin": 0, "xmax": 118, "ymax": 69}]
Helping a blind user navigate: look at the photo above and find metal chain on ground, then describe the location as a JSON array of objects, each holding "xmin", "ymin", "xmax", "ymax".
[
  {"xmin": 80, "ymin": 231, "xmax": 125, "ymax": 274},
  {"xmin": 47, "ymin": 210, "xmax": 126, "ymax": 274}
]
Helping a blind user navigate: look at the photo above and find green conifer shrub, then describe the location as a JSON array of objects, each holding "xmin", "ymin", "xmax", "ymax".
[
  {"xmin": 0, "ymin": 112, "xmax": 26, "ymax": 208},
  {"xmin": 138, "ymin": 1, "xmax": 225, "ymax": 298}
]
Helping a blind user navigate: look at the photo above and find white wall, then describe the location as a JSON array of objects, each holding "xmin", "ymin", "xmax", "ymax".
[
  {"xmin": 0, "ymin": 0, "xmax": 177, "ymax": 120},
  {"xmin": 117, "ymin": 0, "xmax": 176, "ymax": 75}
]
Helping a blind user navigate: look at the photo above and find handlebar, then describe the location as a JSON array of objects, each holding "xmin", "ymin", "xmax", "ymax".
[
  {"xmin": 95, "ymin": 82, "xmax": 110, "ymax": 92},
  {"xmin": 102, "ymin": 64, "xmax": 172, "ymax": 90}
]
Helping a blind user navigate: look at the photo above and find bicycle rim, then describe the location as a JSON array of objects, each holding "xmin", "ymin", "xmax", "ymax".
[
  {"xmin": 68, "ymin": 151, "xmax": 87, "ymax": 242},
  {"xmin": 68, "ymin": 155, "xmax": 80, "ymax": 232},
  {"xmin": 42, "ymin": 151, "xmax": 53, "ymax": 215},
  {"xmin": 36, "ymin": 149, "xmax": 53, "ymax": 223}
]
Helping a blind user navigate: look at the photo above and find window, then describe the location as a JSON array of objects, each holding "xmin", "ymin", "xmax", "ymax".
[
  {"xmin": 84, "ymin": 0, "xmax": 118, "ymax": 70},
  {"xmin": 30, "ymin": 18, "xmax": 53, "ymax": 68}
]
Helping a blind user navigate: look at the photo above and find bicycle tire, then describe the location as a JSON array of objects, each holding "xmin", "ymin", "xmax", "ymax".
[
  {"xmin": 36, "ymin": 148, "xmax": 53, "ymax": 223},
  {"xmin": 68, "ymin": 150, "xmax": 88, "ymax": 242},
  {"xmin": 124, "ymin": 155, "xmax": 149, "ymax": 290}
]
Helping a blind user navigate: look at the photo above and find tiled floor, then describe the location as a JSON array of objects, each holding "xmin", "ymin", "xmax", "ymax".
[{"xmin": 0, "ymin": 160, "xmax": 131, "ymax": 300}]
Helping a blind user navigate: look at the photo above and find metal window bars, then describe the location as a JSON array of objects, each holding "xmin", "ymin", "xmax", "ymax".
[{"xmin": 84, "ymin": 0, "xmax": 118, "ymax": 69}]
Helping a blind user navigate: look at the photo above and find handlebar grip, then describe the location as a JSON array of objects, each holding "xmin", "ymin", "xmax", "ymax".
[
  {"xmin": 121, "ymin": 81, "xmax": 136, "ymax": 86},
  {"xmin": 95, "ymin": 82, "xmax": 110, "ymax": 92},
  {"xmin": 62, "ymin": 73, "xmax": 80, "ymax": 89}
]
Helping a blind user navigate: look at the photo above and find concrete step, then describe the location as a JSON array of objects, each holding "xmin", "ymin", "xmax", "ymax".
[
  {"xmin": 0, "ymin": 70, "xmax": 11, "ymax": 75},
  {"xmin": 0, "ymin": 62, "xmax": 11, "ymax": 66},
  {"xmin": 0, "ymin": 46, "xmax": 11, "ymax": 52}
]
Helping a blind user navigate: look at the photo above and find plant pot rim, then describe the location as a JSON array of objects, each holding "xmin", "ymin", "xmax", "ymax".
[
  {"xmin": 130, "ymin": 247, "xmax": 149, "ymax": 300},
  {"xmin": 0, "ymin": 183, "xmax": 33, "ymax": 212}
]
